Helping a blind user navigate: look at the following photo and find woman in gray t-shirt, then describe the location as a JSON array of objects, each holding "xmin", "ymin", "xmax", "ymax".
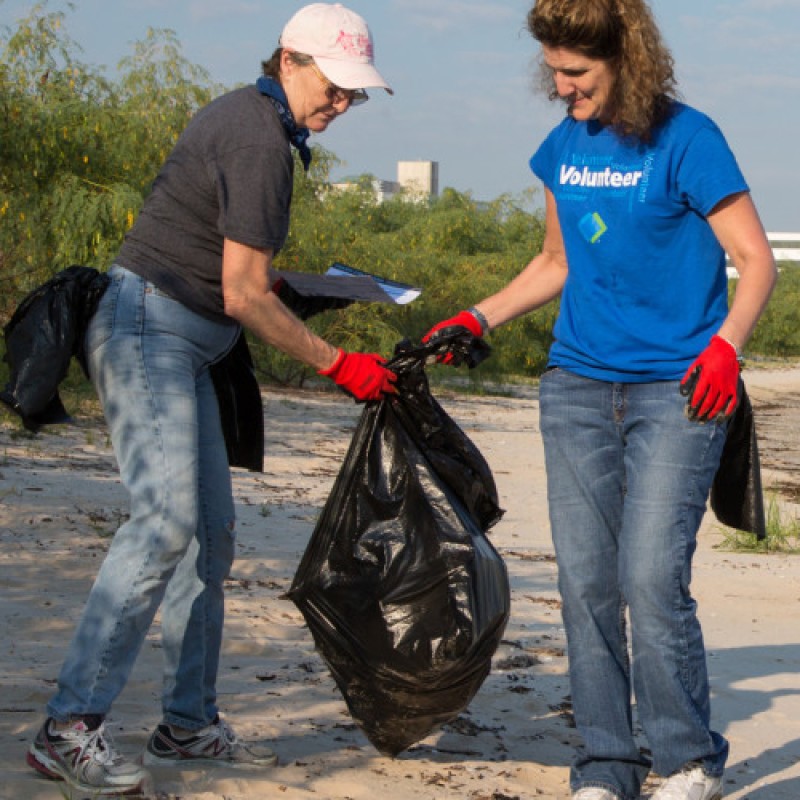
[{"xmin": 27, "ymin": 5, "xmax": 396, "ymax": 797}]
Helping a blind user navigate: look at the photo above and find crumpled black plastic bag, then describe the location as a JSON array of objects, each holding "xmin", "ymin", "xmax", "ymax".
[
  {"xmin": 288, "ymin": 338, "xmax": 509, "ymax": 756},
  {"xmin": 710, "ymin": 380, "xmax": 766, "ymax": 539},
  {"xmin": 1, "ymin": 266, "xmax": 110, "ymax": 430}
]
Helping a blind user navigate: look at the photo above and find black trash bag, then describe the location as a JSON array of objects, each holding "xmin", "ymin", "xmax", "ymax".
[
  {"xmin": 288, "ymin": 338, "xmax": 509, "ymax": 757},
  {"xmin": 421, "ymin": 325, "xmax": 493, "ymax": 370},
  {"xmin": 710, "ymin": 380, "xmax": 766, "ymax": 540},
  {"xmin": 1, "ymin": 266, "xmax": 110, "ymax": 431}
]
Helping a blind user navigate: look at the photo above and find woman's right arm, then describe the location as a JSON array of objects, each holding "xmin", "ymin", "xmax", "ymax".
[
  {"xmin": 471, "ymin": 187, "xmax": 568, "ymax": 333},
  {"xmin": 221, "ymin": 238, "xmax": 340, "ymax": 370}
]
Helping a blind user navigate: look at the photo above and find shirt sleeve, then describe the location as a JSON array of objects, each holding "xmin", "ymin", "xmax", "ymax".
[
  {"xmin": 529, "ymin": 119, "xmax": 572, "ymax": 192},
  {"xmin": 213, "ymin": 142, "xmax": 294, "ymax": 251},
  {"xmin": 675, "ymin": 122, "xmax": 749, "ymax": 217}
]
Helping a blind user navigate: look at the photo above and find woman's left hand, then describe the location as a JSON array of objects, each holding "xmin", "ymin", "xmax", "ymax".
[{"xmin": 680, "ymin": 335, "xmax": 740, "ymax": 423}]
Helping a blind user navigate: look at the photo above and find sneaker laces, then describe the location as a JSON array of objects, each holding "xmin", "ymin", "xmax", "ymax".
[
  {"xmin": 214, "ymin": 718, "xmax": 239, "ymax": 752},
  {"xmin": 65, "ymin": 722, "xmax": 118, "ymax": 767}
]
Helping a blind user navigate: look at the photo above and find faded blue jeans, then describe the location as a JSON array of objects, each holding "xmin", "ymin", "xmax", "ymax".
[
  {"xmin": 539, "ymin": 368, "xmax": 729, "ymax": 800},
  {"xmin": 47, "ymin": 265, "xmax": 241, "ymax": 731}
]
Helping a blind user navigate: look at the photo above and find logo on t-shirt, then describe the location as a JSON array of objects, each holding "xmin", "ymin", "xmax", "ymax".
[
  {"xmin": 559, "ymin": 164, "xmax": 644, "ymax": 190},
  {"xmin": 579, "ymin": 212, "xmax": 608, "ymax": 244}
]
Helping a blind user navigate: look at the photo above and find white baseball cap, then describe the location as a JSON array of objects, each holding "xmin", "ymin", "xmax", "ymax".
[{"xmin": 280, "ymin": 3, "xmax": 393, "ymax": 94}]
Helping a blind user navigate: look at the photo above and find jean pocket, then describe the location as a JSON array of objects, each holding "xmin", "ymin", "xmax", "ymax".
[{"xmin": 144, "ymin": 281, "xmax": 174, "ymax": 300}]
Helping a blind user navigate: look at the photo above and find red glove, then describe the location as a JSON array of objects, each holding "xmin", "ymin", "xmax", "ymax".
[
  {"xmin": 422, "ymin": 310, "xmax": 484, "ymax": 343},
  {"xmin": 319, "ymin": 349, "xmax": 397, "ymax": 402},
  {"xmin": 422, "ymin": 309, "xmax": 486, "ymax": 365},
  {"xmin": 680, "ymin": 335, "xmax": 740, "ymax": 422}
]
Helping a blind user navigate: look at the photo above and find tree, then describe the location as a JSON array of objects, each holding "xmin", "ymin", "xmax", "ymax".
[
  {"xmin": 0, "ymin": 3, "xmax": 217, "ymax": 309},
  {"xmin": 16, "ymin": 5, "xmax": 795, "ymax": 388}
]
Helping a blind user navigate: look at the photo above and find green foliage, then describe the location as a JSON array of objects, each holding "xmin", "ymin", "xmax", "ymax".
[
  {"xmin": 718, "ymin": 492, "xmax": 800, "ymax": 553},
  {"xmin": 741, "ymin": 266, "xmax": 800, "ymax": 357},
  {"xmin": 263, "ymin": 179, "xmax": 550, "ymax": 384},
  {"xmin": 1, "ymin": 2, "xmax": 798, "ymax": 392},
  {"xmin": 0, "ymin": 2, "xmax": 217, "ymax": 308}
]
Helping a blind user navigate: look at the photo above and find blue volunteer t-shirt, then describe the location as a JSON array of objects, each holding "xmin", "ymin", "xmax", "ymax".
[{"xmin": 530, "ymin": 102, "xmax": 748, "ymax": 382}]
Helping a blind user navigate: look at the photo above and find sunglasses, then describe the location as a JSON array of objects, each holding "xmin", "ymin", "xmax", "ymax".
[{"xmin": 309, "ymin": 62, "xmax": 368, "ymax": 106}]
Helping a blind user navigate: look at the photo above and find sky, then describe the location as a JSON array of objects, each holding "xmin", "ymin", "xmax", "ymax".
[{"xmin": 2, "ymin": 0, "xmax": 799, "ymax": 232}]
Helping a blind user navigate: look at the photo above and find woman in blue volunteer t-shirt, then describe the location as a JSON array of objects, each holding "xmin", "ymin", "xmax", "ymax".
[{"xmin": 423, "ymin": 2, "xmax": 777, "ymax": 799}]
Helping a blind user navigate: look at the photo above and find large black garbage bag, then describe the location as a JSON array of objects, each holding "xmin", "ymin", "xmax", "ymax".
[
  {"xmin": 1, "ymin": 266, "xmax": 110, "ymax": 430},
  {"xmin": 288, "ymin": 339, "xmax": 509, "ymax": 756}
]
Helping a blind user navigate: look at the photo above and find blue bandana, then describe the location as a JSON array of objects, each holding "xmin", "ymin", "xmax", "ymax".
[{"xmin": 256, "ymin": 76, "xmax": 312, "ymax": 171}]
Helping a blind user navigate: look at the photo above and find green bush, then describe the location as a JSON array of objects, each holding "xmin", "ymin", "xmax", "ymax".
[
  {"xmin": 741, "ymin": 265, "xmax": 800, "ymax": 357},
  {"xmin": 1, "ymin": 3, "xmax": 798, "ymax": 395}
]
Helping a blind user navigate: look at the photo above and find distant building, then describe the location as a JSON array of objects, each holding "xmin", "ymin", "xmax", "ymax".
[
  {"xmin": 328, "ymin": 160, "xmax": 440, "ymax": 203},
  {"xmin": 767, "ymin": 232, "xmax": 800, "ymax": 263},
  {"xmin": 373, "ymin": 179, "xmax": 402, "ymax": 203},
  {"xmin": 329, "ymin": 177, "xmax": 400, "ymax": 203},
  {"xmin": 726, "ymin": 231, "xmax": 800, "ymax": 277},
  {"xmin": 397, "ymin": 160, "xmax": 439, "ymax": 199}
]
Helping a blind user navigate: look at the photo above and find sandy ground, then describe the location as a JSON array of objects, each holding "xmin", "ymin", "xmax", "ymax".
[{"xmin": 1, "ymin": 365, "xmax": 799, "ymax": 800}]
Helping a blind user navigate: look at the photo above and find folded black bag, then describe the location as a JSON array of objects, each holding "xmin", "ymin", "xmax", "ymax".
[
  {"xmin": 288, "ymin": 337, "xmax": 509, "ymax": 756},
  {"xmin": 1, "ymin": 265, "xmax": 110, "ymax": 430}
]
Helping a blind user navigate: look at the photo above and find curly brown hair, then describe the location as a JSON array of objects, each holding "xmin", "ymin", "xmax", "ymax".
[{"xmin": 527, "ymin": 0, "xmax": 679, "ymax": 142}]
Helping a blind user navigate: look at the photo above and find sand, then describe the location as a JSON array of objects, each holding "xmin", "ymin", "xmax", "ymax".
[{"xmin": 1, "ymin": 365, "xmax": 799, "ymax": 800}]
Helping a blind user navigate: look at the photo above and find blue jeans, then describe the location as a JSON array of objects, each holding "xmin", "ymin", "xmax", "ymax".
[
  {"xmin": 47, "ymin": 265, "xmax": 241, "ymax": 731},
  {"xmin": 539, "ymin": 368, "xmax": 729, "ymax": 800}
]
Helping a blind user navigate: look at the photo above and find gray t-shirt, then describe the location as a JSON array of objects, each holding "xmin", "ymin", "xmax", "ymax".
[{"xmin": 117, "ymin": 85, "xmax": 294, "ymax": 321}]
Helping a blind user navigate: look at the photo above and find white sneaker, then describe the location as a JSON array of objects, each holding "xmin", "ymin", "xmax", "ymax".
[
  {"xmin": 28, "ymin": 717, "xmax": 153, "ymax": 796},
  {"xmin": 651, "ymin": 763, "xmax": 722, "ymax": 800},
  {"xmin": 573, "ymin": 788, "xmax": 619, "ymax": 800},
  {"xmin": 143, "ymin": 716, "xmax": 277, "ymax": 767}
]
